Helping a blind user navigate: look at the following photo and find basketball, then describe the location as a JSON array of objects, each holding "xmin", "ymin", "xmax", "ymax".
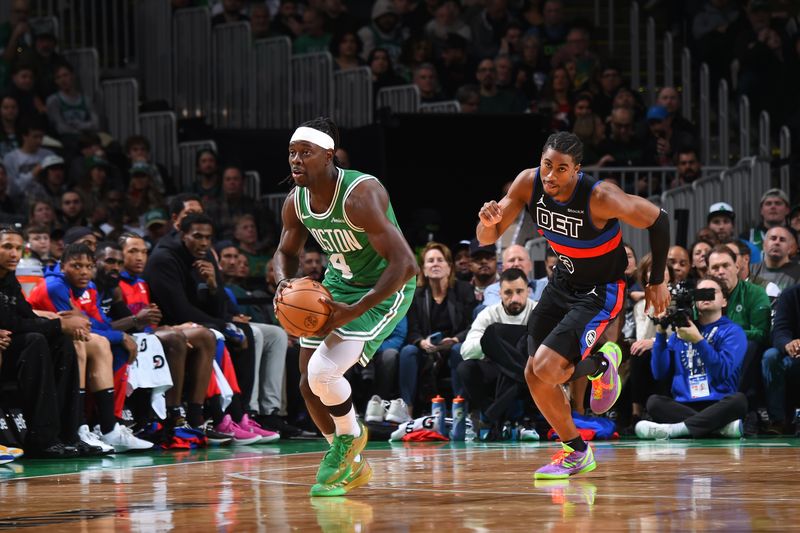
[{"xmin": 275, "ymin": 278, "xmax": 332, "ymax": 337}]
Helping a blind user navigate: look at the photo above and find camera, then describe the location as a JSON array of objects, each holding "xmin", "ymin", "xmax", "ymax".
[{"xmin": 651, "ymin": 281, "xmax": 716, "ymax": 329}]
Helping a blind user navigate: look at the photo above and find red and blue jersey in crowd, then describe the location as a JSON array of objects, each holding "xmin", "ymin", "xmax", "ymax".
[
  {"xmin": 27, "ymin": 269, "xmax": 130, "ymax": 416},
  {"xmin": 528, "ymin": 169, "xmax": 628, "ymax": 288}
]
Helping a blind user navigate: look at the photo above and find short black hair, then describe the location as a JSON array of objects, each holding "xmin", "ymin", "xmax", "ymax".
[
  {"xmin": 500, "ymin": 267, "xmax": 527, "ymax": 284},
  {"xmin": 542, "ymin": 131, "xmax": 583, "ymax": 165},
  {"xmin": 179, "ymin": 213, "xmax": 214, "ymax": 234},
  {"xmin": 0, "ymin": 224, "xmax": 23, "ymax": 239},
  {"xmin": 61, "ymin": 242, "xmax": 93, "ymax": 264},
  {"xmin": 168, "ymin": 193, "xmax": 202, "ymax": 218},
  {"xmin": 118, "ymin": 231, "xmax": 145, "ymax": 248},
  {"xmin": 95, "ymin": 240, "xmax": 121, "ymax": 259},
  {"xmin": 195, "ymin": 147, "xmax": 218, "ymax": 167}
]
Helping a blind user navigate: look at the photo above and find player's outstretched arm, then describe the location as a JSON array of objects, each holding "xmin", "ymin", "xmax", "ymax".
[
  {"xmin": 475, "ymin": 168, "xmax": 535, "ymax": 245},
  {"xmin": 273, "ymin": 189, "xmax": 309, "ymax": 295},
  {"xmin": 590, "ymin": 181, "xmax": 671, "ymax": 315},
  {"xmin": 315, "ymin": 180, "xmax": 419, "ymax": 336}
]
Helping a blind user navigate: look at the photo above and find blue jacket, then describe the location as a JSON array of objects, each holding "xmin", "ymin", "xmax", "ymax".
[{"xmin": 651, "ymin": 316, "xmax": 746, "ymax": 403}]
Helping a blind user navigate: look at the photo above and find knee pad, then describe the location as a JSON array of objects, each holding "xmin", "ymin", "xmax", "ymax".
[{"xmin": 306, "ymin": 352, "xmax": 341, "ymax": 398}]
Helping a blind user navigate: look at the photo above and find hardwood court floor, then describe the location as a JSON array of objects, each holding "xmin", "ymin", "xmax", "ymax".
[{"xmin": 0, "ymin": 438, "xmax": 797, "ymax": 531}]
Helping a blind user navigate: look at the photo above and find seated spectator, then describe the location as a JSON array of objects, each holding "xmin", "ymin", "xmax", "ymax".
[
  {"xmin": 27, "ymin": 197, "xmax": 57, "ymax": 233},
  {"xmin": 610, "ymin": 85, "xmax": 645, "ymax": 122},
  {"xmin": 750, "ymin": 226, "xmax": 800, "ymax": 292},
  {"xmin": 233, "ymin": 213, "xmax": 272, "ymax": 280},
  {"xmin": 639, "ymin": 105, "xmax": 694, "ymax": 172},
  {"xmin": 468, "ymin": 0, "xmax": 517, "ymax": 60},
  {"xmin": 75, "ymin": 156, "xmax": 120, "ymax": 219},
  {"xmin": 398, "ymin": 241, "xmax": 476, "ymax": 416},
  {"xmin": 435, "ymin": 33, "xmax": 476, "ymax": 100},
  {"xmin": 250, "ymin": 3, "xmax": 278, "ymax": 40},
  {"xmin": 124, "ymin": 135, "xmax": 174, "ymax": 195},
  {"xmin": 357, "ymin": 0, "xmax": 408, "ymax": 64},
  {"xmin": 692, "ymin": 0, "xmax": 740, "ymax": 89},
  {"xmin": 668, "ymin": 245, "xmax": 691, "ymax": 284},
  {"xmin": 216, "ymin": 242, "xmax": 292, "ymax": 436},
  {"xmin": 468, "ymin": 238, "xmax": 498, "ymax": 303},
  {"xmin": 143, "ymin": 208, "xmax": 169, "ymax": 249},
  {"xmin": 45, "ymin": 63, "xmax": 100, "ymax": 146},
  {"xmin": 396, "ymin": 36, "xmax": 435, "ymax": 83},
  {"xmin": 475, "ymin": 57, "xmax": 528, "ymax": 114},
  {"xmin": 741, "ymin": 188, "xmax": 791, "ymax": 259},
  {"xmin": 27, "ymin": 154, "xmax": 66, "ymax": 204},
  {"xmin": 192, "ymin": 148, "xmax": 221, "ymax": 204},
  {"xmin": 27, "ymin": 242, "xmax": 154, "ymax": 452},
  {"xmin": 270, "ymin": 0, "xmax": 303, "ymax": 40},
  {"xmin": 725, "ymin": 239, "xmax": 779, "ymax": 301},
  {"xmin": 299, "ymin": 244, "xmax": 325, "ymax": 281},
  {"xmin": 452, "ymin": 239, "xmax": 473, "ymax": 281},
  {"xmin": 455, "ymin": 84, "xmax": 480, "ymax": 113},
  {"xmin": 595, "ymin": 106, "xmax": 644, "ymax": 169},
  {"xmin": 655, "ymin": 86, "xmax": 696, "ymax": 138},
  {"xmin": 23, "ymin": 224, "xmax": 51, "ymax": 267},
  {"xmin": 761, "ymin": 283, "xmax": 800, "ymax": 433},
  {"xmin": 367, "ymin": 47, "xmax": 406, "ymax": 105},
  {"xmin": 293, "ymin": 7, "xmax": 332, "ymax": 54},
  {"xmin": 0, "ymin": 94, "xmax": 21, "ymax": 159},
  {"xmin": 790, "ymin": 204, "xmax": 800, "ymax": 234},
  {"xmin": 57, "ymin": 190, "xmax": 89, "ymax": 229},
  {"xmin": 206, "ymin": 165, "xmax": 274, "ymax": 243},
  {"xmin": 412, "ymin": 62, "xmax": 446, "ymax": 103},
  {"xmin": 2, "ymin": 117, "xmax": 53, "ymax": 196},
  {"xmin": 572, "ymin": 112, "xmax": 605, "ymax": 166},
  {"xmin": 1, "ymin": 1, "xmax": 35, "ymax": 84},
  {"xmin": 707, "ymin": 202, "xmax": 761, "ymax": 260},
  {"xmin": 670, "ymin": 147, "xmax": 702, "ymax": 189},
  {"xmin": 707, "ymin": 244, "xmax": 771, "ymax": 433},
  {"xmin": 591, "ymin": 63, "xmax": 624, "ymax": 121},
  {"xmin": 459, "ymin": 268, "xmax": 536, "ymax": 431},
  {"xmin": 6, "ymin": 64, "xmax": 46, "ymax": 122},
  {"xmin": 124, "ymin": 162, "xmax": 165, "ymax": 223},
  {"xmin": 483, "ymin": 244, "xmax": 544, "ymax": 306},
  {"xmin": 516, "ymin": 34, "xmax": 549, "ymax": 102},
  {"xmin": 534, "ymin": 65, "xmax": 572, "ymax": 128},
  {"xmin": 425, "ymin": 0, "xmax": 471, "ymax": 58},
  {"xmin": 329, "ymin": 29, "xmax": 365, "ymax": 71},
  {"xmin": 525, "ymin": 0, "xmax": 568, "ymax": 65},
  {"xmin": 550, "ymin": 27, "xmax": 599, "ymax": 91},
  {"xmin": 635, "ymin": 277, "xmax": 747, "ymax": 440},
  {"xmin": 0, "ymin": 225, "xmax": 90, "ymax": 458},
  {"xmin": 688, "ymin": 239, "xmax": 713, "ymax": 281}
]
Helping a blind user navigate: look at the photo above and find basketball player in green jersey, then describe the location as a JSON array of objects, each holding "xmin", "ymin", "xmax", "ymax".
[{"xmin": 273, "ymin": 117, "xmax": 418, "ymax": 496}]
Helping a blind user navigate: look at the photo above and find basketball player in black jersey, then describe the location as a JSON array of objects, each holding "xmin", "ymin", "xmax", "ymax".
[{"xmin": 476, "ymin": 132, "xmax": 670, "ymax": 478}]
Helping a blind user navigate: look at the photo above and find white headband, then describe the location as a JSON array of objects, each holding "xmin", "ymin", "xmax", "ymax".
[{"xmin": 290, "ymin": 127, "xmax": 335, "ymax": 150}]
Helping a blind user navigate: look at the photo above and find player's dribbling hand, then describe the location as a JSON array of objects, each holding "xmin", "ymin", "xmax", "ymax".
[
  {"xmin": 645, "ymin": 281, "xmax": 670, "ymax": 317},
  {"xmin": 316, "ymin": 297, "xmax": 359, "ymax": 337},
  {"xmin": 478, "ymin": 200, "xmax": 503, "ymax": 227}
]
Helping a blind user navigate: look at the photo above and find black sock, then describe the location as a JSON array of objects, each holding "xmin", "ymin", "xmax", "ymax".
[
  {"xmin": 565, "ymin": 435, "xmax": 587, "ymax": 452},
  {"xmin": 94, "ymin": 388, "xmax": 117, "ymax": 435},
  {"xmin": 207, "ymin": 396, "xmax": 224, "ymax": 426},
  {"xmin": 568, "ymin": 353, "xmax": 608, "ymax": 382},
  {"xmin": 187, "ymin": 403, "xmax": 204, "ymax": 428},
  {"xmin": 167, "ymin": 405, "xmax": 183, "ymax": 422},
  {"xmin": 227, "ymin": 395, "xmax": 244, "ymax": 423},
  {"xmin": 78, "ymin": 389, "xmax": 87, "ymax": 426}
]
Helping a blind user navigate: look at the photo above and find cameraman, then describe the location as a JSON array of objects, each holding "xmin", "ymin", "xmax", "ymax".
[{"xmin": 635, "ymin": 277, "xmax": 748, "ymax": 439}]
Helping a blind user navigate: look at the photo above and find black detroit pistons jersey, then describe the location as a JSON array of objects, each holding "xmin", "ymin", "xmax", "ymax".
[{"xmin": 528, "ymin": 169, "xmax": 628, "ymax": 287}]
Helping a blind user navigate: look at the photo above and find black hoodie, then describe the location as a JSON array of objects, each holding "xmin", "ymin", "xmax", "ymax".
[
  {"xmin": 143, "ymin": 233, "xmax": 228, "ymax": 330},
  {"xmin": 0, "ymin": 271, "xmax": 62, "ymax": 338}
]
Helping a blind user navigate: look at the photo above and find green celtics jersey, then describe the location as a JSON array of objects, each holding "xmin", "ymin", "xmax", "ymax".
[{"xmin": 294, "ymin": 168, "xmax": 402, "ymax": 286}]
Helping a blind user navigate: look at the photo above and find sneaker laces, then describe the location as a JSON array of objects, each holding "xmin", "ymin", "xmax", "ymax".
[
  {"xmin": 549, "ymin": 448, "xmax": 579, "ymax": 467},
  {"xmin": 322, "ymin": 435, "xmax": 353, "ymax": 469}
]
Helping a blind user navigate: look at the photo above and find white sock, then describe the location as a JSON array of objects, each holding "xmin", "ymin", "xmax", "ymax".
[
  {"xmin": 333, "ymin": 406, "xmax": 361, "ymax": 437},
  {"xmin": 323, "ymin": 432, "xmax": 334, "ymax": 445},
  {"xmin": 667, "ymin": 422, "xmax": 690, "ymax": 438}
]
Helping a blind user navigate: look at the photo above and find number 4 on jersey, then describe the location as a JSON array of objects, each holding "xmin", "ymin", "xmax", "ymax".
[{"xmin": 328, "ymin": 253, "xmax": 353, "ymax": 279}]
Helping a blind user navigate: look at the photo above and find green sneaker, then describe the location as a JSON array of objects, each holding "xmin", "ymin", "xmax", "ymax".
[
  {"xmin": 310, "ymin": 456, "xmax": 373, "ymax": 497},
  {"xmin": 315, "ymin": 421, "xmax": 369, "ymax": 485}
]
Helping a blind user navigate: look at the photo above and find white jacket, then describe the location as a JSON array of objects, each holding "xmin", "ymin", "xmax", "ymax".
[{"xmin": 461, "ymin": 299, "xmax": 537, "ymax": 360}]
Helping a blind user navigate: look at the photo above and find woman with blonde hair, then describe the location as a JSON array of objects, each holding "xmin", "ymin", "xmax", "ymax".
[{"xmin": 397, "ymin": 242, "xmax": 477, "ymax": 416}]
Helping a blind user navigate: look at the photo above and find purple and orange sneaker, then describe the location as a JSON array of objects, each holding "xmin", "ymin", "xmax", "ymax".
[
  {"xmin": 534, "ymin": 444, "xmax": 596, "ymax": 479},
  {"xmin": 589, "ymin": 341, "xmax": 622, "ymax": 414}
]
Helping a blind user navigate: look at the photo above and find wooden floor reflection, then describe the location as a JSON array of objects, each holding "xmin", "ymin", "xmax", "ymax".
[{"xmin": 0, "ymin": 440, "xmax": 797, "ymax": 531}]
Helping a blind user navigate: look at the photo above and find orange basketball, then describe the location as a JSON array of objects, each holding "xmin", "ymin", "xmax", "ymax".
[{"xmin": 275, "ymin": 278, "xmax": 332, "ymax": 338}]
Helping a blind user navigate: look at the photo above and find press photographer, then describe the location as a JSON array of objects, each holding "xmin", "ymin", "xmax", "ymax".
[
  {"xmin": 635, "ymin": 277, "xmax": 748, "ymax": 440},
  {"xmin": 651, "ymin": 279, "xmax": 716, "ymax": 329}
]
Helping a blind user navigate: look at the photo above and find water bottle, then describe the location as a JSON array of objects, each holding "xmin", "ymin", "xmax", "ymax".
[
  {"xmin": 450, "ymin": 396, "xmax": 466, "ymax": 441},
  {"xmin": 431, "ymin": 395, "xmax": 446, "ymax": 436}
]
